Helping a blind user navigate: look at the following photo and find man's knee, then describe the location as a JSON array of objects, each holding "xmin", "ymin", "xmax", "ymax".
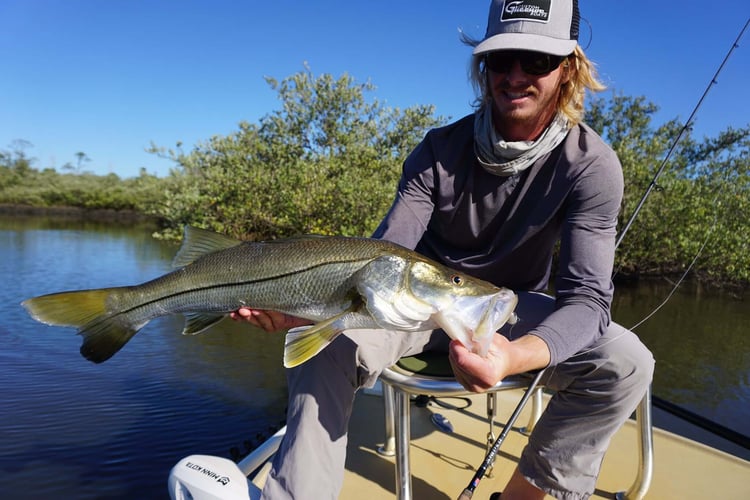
[
  {"xmin": 546, "ymin": 326, "xmax": 654, "ymax": 402},
  {"xmin": 608, "ymin": 327, "xmax": 655, "ymax": 394}
]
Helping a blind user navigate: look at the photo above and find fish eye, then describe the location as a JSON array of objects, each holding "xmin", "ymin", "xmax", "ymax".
[{"xmin": 450, "ymin": 274, "xmax": 464, "ymax": 286}]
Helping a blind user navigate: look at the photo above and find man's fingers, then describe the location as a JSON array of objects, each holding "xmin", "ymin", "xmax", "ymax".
[
  {"xmin": 231, "ymin": 308, "xmax": 311, "ymax": 332},
  {"xmin": 252, "ymin": 310, "xmax": 278, "ymax": 331},
  {"xmin": 230, "ymin": 308, "xmax": 273, "ymax": 331}
]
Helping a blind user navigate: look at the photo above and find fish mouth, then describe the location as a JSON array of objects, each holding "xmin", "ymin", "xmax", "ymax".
[
  {"xmin": 432, "ymin": 289, "xmax": 518, "ymax": 355},
  {"xmin": 476, "ymin": 289, "xmax": 518, "ymax": 336}
]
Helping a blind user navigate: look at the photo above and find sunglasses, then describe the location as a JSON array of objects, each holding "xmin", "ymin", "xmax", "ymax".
[{"xmin": 484, "ymin": 51, "xmax": 565, "ymax": 76}]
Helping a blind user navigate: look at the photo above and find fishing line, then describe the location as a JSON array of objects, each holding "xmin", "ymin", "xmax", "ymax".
[
  {"xmin": 610, "ymin": 17, "xmax": 749, "ymax": 331},
  {"xmin": 628, "ymin": 225, "xmax": 714, "ymax": 331},
  {"xmin": 567, "ymin": 227, "xmax": 715, "ymax": 359},
  {"xmin": 572, "ymin": 179, "xmax": 728, "ymax": 360}
]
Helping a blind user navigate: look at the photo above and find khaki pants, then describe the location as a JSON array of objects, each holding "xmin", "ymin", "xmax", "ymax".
[{"xmin": 261, "ymin": 292, "xmax": 654, "ymax": 500}]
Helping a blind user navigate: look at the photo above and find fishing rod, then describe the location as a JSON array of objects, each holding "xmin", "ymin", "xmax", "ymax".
[
  {"xmin": 614, "ymin": 16, "xmax": 749, "ymax": 250},
  {"xmin": 457, "ymin": 368, "xmax": 546, "ymax": 500},
  {"xmin": 613, "ymin": 17, "xmax": 748, "ymax": 329}
]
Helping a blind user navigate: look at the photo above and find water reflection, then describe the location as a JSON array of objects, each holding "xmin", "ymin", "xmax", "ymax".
[{"xmin": 612, "ymin": 280, "xmax": 749, "ymax": 436}]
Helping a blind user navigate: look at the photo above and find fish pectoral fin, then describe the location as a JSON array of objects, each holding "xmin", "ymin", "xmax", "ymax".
[
  {"xmin": 182, "ymin": 312, "xmax": 227, "ymax": 335},
  {"xmin": 283, "ymin": 312, "xmax": 351, "ymax": 369}
]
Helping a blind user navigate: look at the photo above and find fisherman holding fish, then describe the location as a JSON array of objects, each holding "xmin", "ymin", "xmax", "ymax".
[
  {"xmin": 22, "ymin": 0, "xmax": 655, "ymax": 498},
  {"xmin": 235, "ymin": 1, "xmax": 655, "ymax": 499}
]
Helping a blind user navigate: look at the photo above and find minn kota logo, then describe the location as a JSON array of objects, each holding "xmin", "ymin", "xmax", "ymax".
[{"xmin": 185, "ymin": 461, "xmax": 231, "ymax": 486}]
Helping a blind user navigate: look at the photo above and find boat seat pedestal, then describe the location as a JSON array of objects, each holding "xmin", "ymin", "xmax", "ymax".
[{"xmin": 378, "ymin": 351, "xmax": 653, "ymax": 500}]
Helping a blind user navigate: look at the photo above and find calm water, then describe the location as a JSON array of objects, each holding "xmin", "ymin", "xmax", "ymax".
[
  {"xmin": 1, "ymin": 216, "xmax": 748, "ymax": 498},
  {"xmin": 0, "ymin": 216, "xmax": 288, "ymax": 499}
]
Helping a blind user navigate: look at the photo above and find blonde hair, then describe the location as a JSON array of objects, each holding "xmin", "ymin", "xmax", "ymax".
[{"xmin": 466, "ymin": 45, "xmax": 606, "ymax": 127}]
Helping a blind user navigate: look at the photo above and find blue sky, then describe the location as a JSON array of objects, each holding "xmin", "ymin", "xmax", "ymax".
[{"xmin": 2, "ymin": 1, "xmax": 749, "ymax": 178}]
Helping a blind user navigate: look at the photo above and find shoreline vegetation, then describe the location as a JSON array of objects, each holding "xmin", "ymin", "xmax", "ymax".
[
  {"xmin": 2, "ymin": 69, "xmax": 748, "ymax": 291},
  {"xmin": 2, "ymin": 203, "xmax": 743, "ymax": 298},
  {"xmin": 0, "ymin": 203, "xmax": 156, "ymax": 223}
]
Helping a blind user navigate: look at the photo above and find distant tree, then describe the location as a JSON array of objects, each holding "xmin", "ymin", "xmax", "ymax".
[
  {"xmin": 62, "ymin": 151, "xmax": 91, "ymax": 174},
  {"xmin": 75, "ymin": 151, "xmax": 90, "ymax": 173},
  {"xmin": 0, "ymin": 140, "xmax": 36, "ymax": 188},
  {"xmin": 3, "ymin": 73, "xmax": 746, "ymax": 286}
]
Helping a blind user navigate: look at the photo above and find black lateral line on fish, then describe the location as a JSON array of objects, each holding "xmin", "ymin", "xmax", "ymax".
[{"xmin": 81, "ymin": 257, "xmax": 373, "ymax": 332}]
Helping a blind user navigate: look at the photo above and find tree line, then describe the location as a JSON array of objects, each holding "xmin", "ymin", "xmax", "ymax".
[
  {"xmin": 2, "ymin": 68, "xmax": 748, "ymax": 286},
  {"xmin": 0, "ymin": 140, "xmax": 164, "ymax": 214}
]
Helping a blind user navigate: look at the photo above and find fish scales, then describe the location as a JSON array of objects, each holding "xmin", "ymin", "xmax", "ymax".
[{"xmin": 109, "ymin": 237, "xmax": 393, "ymax": 320}]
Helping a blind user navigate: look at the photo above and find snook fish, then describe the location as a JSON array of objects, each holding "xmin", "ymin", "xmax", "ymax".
[{"xmin": 22, "ymin": 226, "xmax": 518, "ymax": 367}]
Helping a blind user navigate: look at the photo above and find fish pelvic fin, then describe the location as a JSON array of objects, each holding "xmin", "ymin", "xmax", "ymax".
[
  {"xmin": 283, "ymin": 322, "xmax": 344, "ymax": 369},
  {"xmin": 283, "ymin": 303, "xmax": 365, "ymax": 368},
  {"xmin": 283, "ymin": 300, "xmax": 367, "ymax": 368},
  {"xmin": 172, "ymin": 226, "xmax": 243, "ymax": 268},
  {"xmin": 22, "ymin": 287, "xmax": 146, "ymax": 364}
]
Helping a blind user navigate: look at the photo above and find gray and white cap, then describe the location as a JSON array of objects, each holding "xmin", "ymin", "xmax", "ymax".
[{"xmin": 474, "ymin": 0, "xmax": 580, "ymax": 57}]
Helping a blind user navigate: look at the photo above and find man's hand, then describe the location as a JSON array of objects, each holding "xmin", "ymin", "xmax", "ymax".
[
  {"xmin": 448, "ymin": 336, "xmax": 511, "ymax": 392},
  {"xmin": 230, "ymin": 308, "xmax": 311, "ymax": 333},
  {"xmin": 448, "ymin": 333, "xmax": 551, "ymax": 392}
]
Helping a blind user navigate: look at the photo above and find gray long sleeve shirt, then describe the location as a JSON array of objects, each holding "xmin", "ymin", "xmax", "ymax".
[{"xmin": 372, "ymin": 113, "xmax": 624, "ymax": 365}]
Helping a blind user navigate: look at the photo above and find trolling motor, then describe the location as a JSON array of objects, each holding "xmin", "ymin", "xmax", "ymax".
[
  {"xmin": 169, "ymin": 426, "xmax": 286, "ymax": 500},
  {"xmin": 168, "ymin": 455, "xmax": 254, "ymax": 500}
]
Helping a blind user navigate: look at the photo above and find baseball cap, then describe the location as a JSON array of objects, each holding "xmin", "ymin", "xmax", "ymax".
[{"xmin": 473, "ymin": 0, "xmax": 580, "ymax": 57}]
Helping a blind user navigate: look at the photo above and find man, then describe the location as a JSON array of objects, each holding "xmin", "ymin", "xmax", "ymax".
[{"xmin": 234, "ymin": 1, "xmax": 654, "ymax": 498}]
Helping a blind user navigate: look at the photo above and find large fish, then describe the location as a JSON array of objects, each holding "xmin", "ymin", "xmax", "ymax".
[{"xmin": 22, "ymin": 226, "xmax": 518, "ymax": 367}]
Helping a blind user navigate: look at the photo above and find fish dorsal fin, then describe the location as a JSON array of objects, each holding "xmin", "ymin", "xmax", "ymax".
[{"xmin": 172, "ymin": 226, "xmax": 243, "ymax": 268}]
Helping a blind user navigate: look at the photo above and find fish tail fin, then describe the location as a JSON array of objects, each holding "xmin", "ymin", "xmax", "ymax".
[
  {"xmin": 23, "ymin": 288, "xmax": 114, "ymax": 327},
  {"xmin": 22, "ymin": 288, "xmax": 146, "ymax": 363},
  {"xmin": 283, "ymin": 323, "xmax": 344, "ymax": 369}
]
